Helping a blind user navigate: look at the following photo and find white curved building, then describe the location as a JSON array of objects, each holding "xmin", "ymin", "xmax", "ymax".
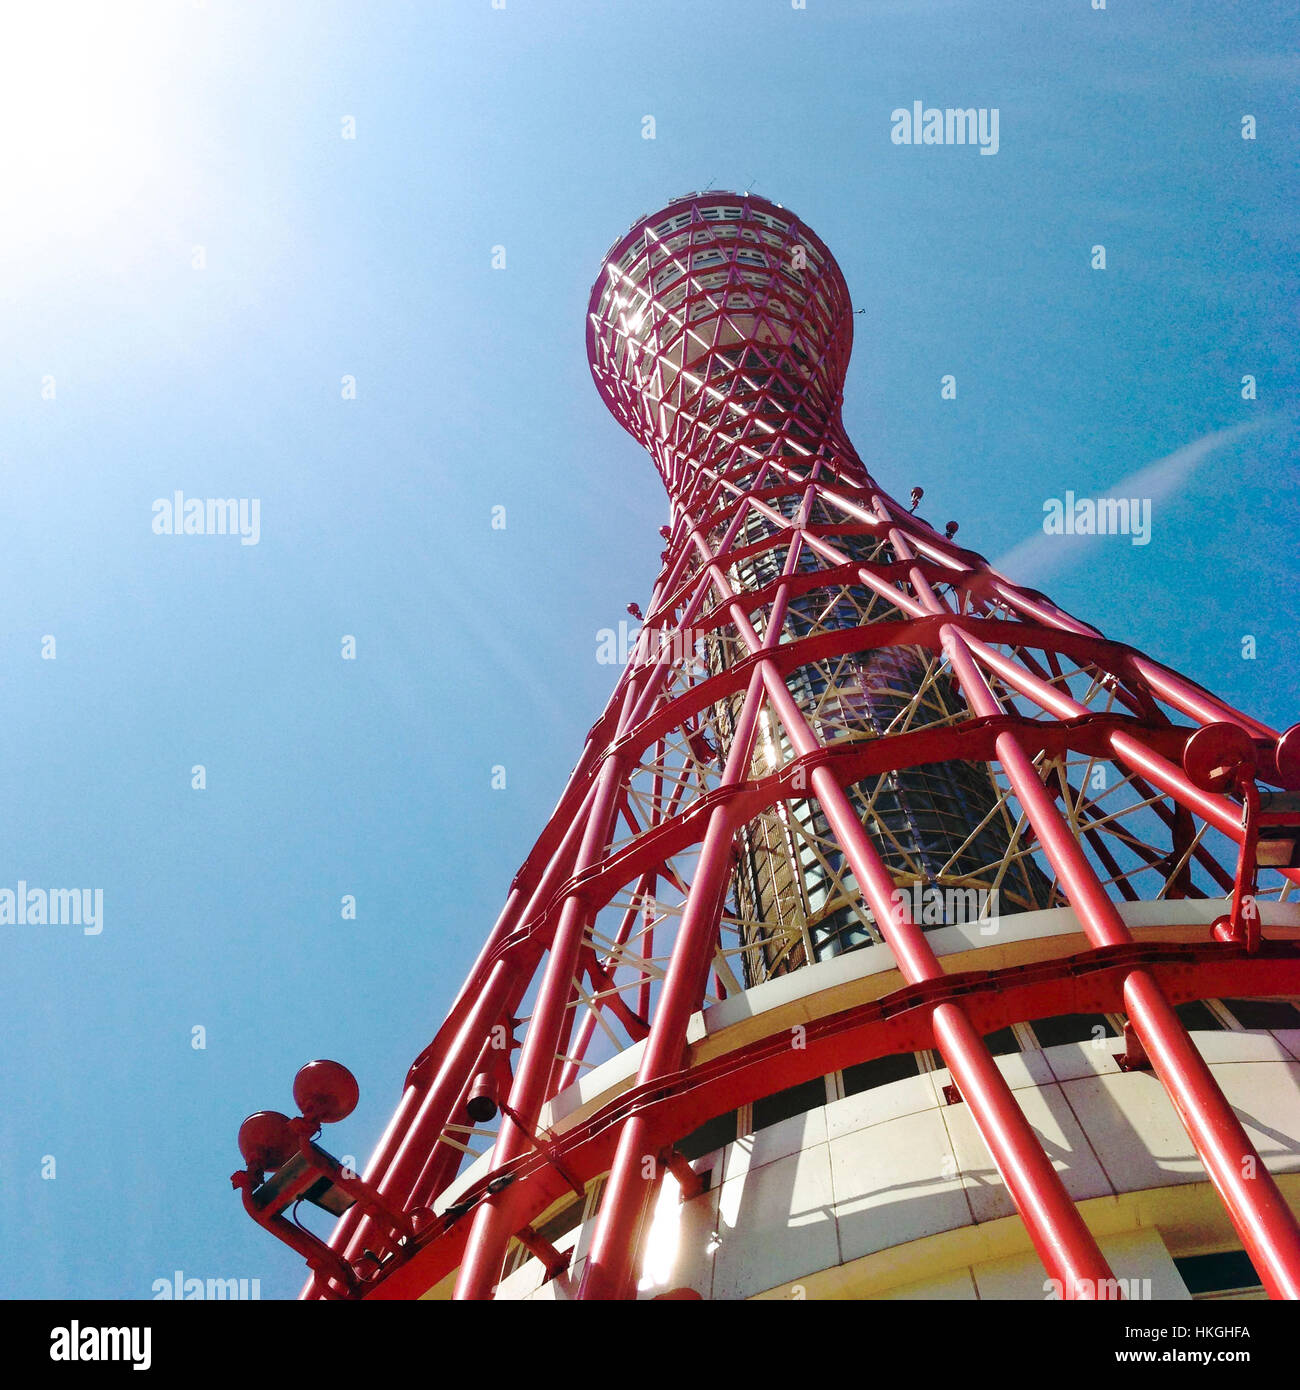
[{"xmin": 428, "ymin": 902, "xmax": 1300, "ymax": 1301}]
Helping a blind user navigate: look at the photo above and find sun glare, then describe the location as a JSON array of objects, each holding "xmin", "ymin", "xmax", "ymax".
[{"xmin": 0, "ymin": 4, "xmax": 175, "ymax": 261}]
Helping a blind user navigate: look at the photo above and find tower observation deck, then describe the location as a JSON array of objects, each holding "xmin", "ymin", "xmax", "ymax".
[{"xmin": 234, "ymin": 192, "xmax": 1300, "ymax": 1303}]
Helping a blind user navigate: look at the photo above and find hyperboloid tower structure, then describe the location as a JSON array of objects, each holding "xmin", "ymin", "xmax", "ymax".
[{"xmin": 235, "ymin": 191, "xmax": 1300, "ymax": 1302}]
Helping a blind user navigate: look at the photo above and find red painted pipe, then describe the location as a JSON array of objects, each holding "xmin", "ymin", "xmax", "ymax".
[
  {"xmin": 455, "ymin": 735, "xmax": 634, "ymax": 1297},
  {"xmin": 1123, "ymin": 968, "xmax": 1300, "ymax": 1300},
  {"xmin": 580, "ymin": 669, "xmax": 768, "ymax": 1300}
]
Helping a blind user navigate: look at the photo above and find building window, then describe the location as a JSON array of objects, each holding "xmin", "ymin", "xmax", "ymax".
[
  {"xmin": 752, "ymin": 1077, "xmax": 829, "ymax": 1133},
  {"xmin": 677, "ymin": 1110, "xmax": 739, "ymax": 1161},
  {"xmin": 1024, "ymin": 1013, "xmax": 1118, "ymax": 1049},
  {"xmin": 1174, "ymin": 1250, "xmax": 1265, "ymax": 1300},
  {"xmin": 842, "ymin": 1051, "xmax": 921, "ymax": 1096},
  {"xmin": 1174, "ymin": 1000, "xmax": 1225, "ymax": 1031},
  {"xmin": 982, "ymin": 1027, "xmax": 1020, "ymax": 1057},
  {"xmin": 1221, "ymin": 998, "xmax": 1300, "ymax": 1030}
]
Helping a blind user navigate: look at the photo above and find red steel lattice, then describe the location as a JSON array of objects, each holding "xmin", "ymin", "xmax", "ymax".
[{"xmin": 234, "ymin": 191, "xmax": 1300, "ymax": 1302}]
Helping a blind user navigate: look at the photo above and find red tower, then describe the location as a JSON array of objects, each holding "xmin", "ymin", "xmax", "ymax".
[{"xmin": 235, "ymin": 191, "xmax": 1300, "ymax": 1302}]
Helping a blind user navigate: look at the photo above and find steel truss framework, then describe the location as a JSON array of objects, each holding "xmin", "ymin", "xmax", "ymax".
[{"xmin": 271, "ymin": 192, "xmax": 1300, "ymax": 1302}]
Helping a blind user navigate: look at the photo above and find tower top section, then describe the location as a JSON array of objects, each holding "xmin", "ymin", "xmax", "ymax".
[{"xmin": 586, "ymin": 191, "xmax": 854, "ymax": 475}]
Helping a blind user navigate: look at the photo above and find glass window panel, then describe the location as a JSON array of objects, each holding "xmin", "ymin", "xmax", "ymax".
[
  {"xmin": 752, "ymin": 1077, "xmax": 827, "ymax": 1132},
  {"xmin": 842, "ymin": 1052, "xmax": 921, "ymax": 1096},
  {"xmin": 1029, "ymin": 1013, "xmax": 1117, "ymax": 1048},
  {"xmin": 1223, "ymin": 998, "xmax": 1300, "ymax": 1030}
]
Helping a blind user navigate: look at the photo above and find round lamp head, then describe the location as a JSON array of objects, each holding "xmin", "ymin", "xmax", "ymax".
[
  {"xmin": 238, "ymin": 1110, "xmax": 298, "ymax": 1173},
  {"xmin": 1182, "ymin": 722, "xmax": 1257, "ymax": 793},
  {"xmin": 292, "ymin": 1059, "xmax": 359, "ymax": 1125}
]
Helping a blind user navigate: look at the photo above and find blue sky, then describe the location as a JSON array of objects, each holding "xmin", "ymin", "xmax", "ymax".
[{"xmin": 1, "ymin": 0, "xmax": 1295, "ymax": 1299}]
